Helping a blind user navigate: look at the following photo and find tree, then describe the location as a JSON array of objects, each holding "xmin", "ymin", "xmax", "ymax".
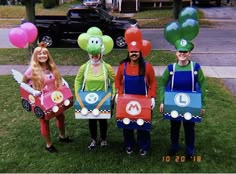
[
  {"xmin": 22, "ymin": 0, "xmax": 36, "ymax": 58},
  {"xmin": 173, "ymin": 0, "xmax": 183, "ymax": 20}
]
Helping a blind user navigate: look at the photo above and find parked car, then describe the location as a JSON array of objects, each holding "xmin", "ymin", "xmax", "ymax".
[
  {"xmin": 193, "ymin": 0, "xmax": 221, "ymax": 6},
  {"xmin": 83, "ymin": 0, "xmax": 102, "ymax": 7},
  {"xmin": 34, "ymin": 5, "xmax": 139, "ymax": 48}
]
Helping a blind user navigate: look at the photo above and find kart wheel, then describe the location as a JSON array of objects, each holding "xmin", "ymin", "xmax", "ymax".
[
  {"xmin": 34, "ymin": 106, "xmax": 44, "ymax": 119},
  {"xmin": 22, "ymin": 99, "xmax": 31, "ymax": 112}
]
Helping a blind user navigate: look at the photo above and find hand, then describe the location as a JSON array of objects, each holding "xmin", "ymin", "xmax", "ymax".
[
  {"xmin": 201, "ymin": 109, "xmax": 206, "ymax": 115},
  {"xmin": 151, "ymin": 97, "xmax": 155, "ymax": 110},
  {"xmin": 159, "ymin": 103, "xmax": 164, "ymax": 113}
]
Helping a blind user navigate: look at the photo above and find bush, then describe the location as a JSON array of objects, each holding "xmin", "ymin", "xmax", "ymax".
[{"xmin": 42, "ymin": 0, "xmax": 57, "ymax": 9}]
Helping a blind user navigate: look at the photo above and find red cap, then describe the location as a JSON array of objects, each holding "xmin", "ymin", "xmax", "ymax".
[{"xmin": 128, "ymin": 41, "xmax": 141, "ymax": 52}]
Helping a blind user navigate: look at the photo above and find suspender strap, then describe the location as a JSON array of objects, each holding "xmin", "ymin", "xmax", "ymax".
[{"xmin": 170, "ymin": 61, "xmax": 196, "ymax": 92}]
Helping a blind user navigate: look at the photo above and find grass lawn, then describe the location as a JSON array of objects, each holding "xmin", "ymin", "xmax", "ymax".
[
  {"xmin": 0, "ymin": 48, "xmax": 176, "ymax": 66},
  {"xmin": 0, "ymin": 76, "xmax": 235, "ymax": 173}
]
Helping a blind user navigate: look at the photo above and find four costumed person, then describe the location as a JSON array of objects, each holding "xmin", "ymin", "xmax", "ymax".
[{"xmin": 11, "ymin": 7, "xmax": 206, "ymax": 158}]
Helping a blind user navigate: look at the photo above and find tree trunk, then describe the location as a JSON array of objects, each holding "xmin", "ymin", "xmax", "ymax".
[
  {"xmin": 173, "ymin": 0, "xmax": 183, "ymax": 20},
  {"xmin": 23, "ymin": 0, "xmax": 36, "ymax": 60}
]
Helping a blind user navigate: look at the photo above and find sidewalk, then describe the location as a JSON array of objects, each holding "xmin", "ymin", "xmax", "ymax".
[{"xmin": 1, "ymin": 64, "xmax": 236, "ymax": 78}]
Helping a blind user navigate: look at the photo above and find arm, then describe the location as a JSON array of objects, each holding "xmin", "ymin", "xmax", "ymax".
[
  {"xmin": 115, "ymin": 63, "xmax": 124, "ymax": 95},
  {"xmin": 197, "ymin": 67, "xmax": 206, "ymax": 113},
  {"xmin": 159, "ymin": 67, "xmax": 170, "ymax": 113},
  {"xmin": 146, "ymin": 63, "xmax": 157, "ymax": 98},
  {"xmin": 74, "ymin": 64, "xmax": 86, "ymax": 95},
  {"xmin": 106, "ymin": 63, "xmax": 116, "ymax": 96}
]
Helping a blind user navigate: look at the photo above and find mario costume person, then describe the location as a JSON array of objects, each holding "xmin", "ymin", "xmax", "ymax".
[{"xmin": 115, "ymin": 31, "xmax": 156, "ymax": 156}]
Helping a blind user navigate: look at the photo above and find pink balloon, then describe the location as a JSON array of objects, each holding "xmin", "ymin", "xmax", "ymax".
[
  {"xmin": 8, "ymin": 27, "xmax": 28, "ymax": 48},
  {"xmin": 20, "ymin": 22, "xmax": 38, "ymax": 43}
]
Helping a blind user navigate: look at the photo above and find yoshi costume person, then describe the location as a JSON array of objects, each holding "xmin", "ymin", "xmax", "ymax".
[{"xmin": 74, "ymin": 27, "xmax": 116, "ymax": 150}]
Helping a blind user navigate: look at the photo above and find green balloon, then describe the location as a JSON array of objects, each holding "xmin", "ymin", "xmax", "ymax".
[
  {"xmin": 77, "ymin": 33, "xmax": 89, "ymax": 50},
  {"xmin": 102, "ymin": 35, "xmax": 114, "ymax": 55},
  {"xmin": 179, "ymin": 7, "xmax": 199, "ymax": 24},
  {"xmin": 87, "ymin": 27, "xmax": 103, "ymax": 36},
  {"xmin": 164, "ymin": 22, "xmax": 182, "ymax": 45},
  {"xmin": 181, "ymin": 19, "xmax": 199, "ymax": 41}
]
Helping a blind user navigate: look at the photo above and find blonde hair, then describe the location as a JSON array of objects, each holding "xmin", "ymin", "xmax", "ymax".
[{"xmin": 30, "ymin": 42, "xmax": 62, "ymax": 90}]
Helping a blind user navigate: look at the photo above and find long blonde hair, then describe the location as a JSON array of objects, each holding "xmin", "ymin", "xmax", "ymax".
[{"xmin": 30, "ymin": 42, "xmax": 62, "ymax": 90}]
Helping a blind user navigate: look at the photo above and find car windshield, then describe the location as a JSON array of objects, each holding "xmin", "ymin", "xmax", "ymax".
[{"xmin": 97, "ymin": 8, "xmax": 113, "ymax": 20}]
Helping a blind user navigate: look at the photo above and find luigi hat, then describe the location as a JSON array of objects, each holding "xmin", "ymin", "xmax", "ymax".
[{"xmin": 175, "ymin": 39, "xmax": 194, "ymax": 52}]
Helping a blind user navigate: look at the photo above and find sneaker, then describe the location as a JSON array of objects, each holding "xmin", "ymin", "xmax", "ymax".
[
  {"xmin": 88, "ymin": 140, "xmax": 96, "ymax": 150},
  {"xmin": 45, "ymin": 145, "xmax": 58, "ymax": 153},
  {"xmin": 59, "ymin": 136, "xmax": 73, "ymax": 143},
  {"xmin": 100, "ymin": 140, "xmax": 108, "ymax": 147},
  {"xmin": 126, "ymin": 147, "xmax": 133, "ymax": 155},
  {"xmin": 139, "ymin": 149, "xmax": 147, "ymax": 156}
]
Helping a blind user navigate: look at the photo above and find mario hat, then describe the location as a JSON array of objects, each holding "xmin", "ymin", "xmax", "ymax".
[
  {"xmin": 175, "ymin": 39, "xmax": 194, "ymax": 52},
  {"xmin": 128, "ymin": 41, "xmax": 141, "ymax": 52}
]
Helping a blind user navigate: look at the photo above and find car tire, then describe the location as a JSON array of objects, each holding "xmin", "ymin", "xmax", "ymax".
[
  {"xmin": 34, "ymin": 106, "xmax": 45, "ymax": 119},
  {"xmin": 114, "ymin": 34, "xmax": 126, "ymax": 48},
  {"xmin": 22, "ymin": 99, "xmax": 31, "ymax": 112},
  {"xmin": 38, "ymin": 33, "xmax": 56, "ymax": 48}
]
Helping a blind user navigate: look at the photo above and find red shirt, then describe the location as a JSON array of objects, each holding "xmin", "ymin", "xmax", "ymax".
[{"xmin": 115, "ymin": 62, "xmax": 157, "ymax": 98}]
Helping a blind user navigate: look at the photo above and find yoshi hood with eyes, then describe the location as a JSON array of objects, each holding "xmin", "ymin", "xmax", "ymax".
[
  {"xmin": 87, "ymin": 36, "xmax": 103, "ymax": 56},
  {"xmin": 77, "ymin": 27, "xmax": 114, "ymax": 56}
]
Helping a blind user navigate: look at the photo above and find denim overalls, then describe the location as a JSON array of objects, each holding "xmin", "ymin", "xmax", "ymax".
[
  {"xmin": 122, "ymin": 62, "xmax": 151, "ymax": 151},
  {"xmin": 167, "ymin": 61, "xmax": 200, "ymax": 156}
]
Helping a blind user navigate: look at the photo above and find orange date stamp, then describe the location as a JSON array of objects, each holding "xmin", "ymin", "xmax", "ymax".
[{"xmin": 162, "ymin": 155, "xmax": 202, "ymax": 162}]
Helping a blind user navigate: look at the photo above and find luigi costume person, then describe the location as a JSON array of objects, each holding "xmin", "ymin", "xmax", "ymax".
[{"xmin": 159, "ymin": 39, "xmax": 206, "ymax": 160}]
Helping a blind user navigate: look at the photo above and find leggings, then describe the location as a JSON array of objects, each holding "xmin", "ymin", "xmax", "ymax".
[
  {"xmin": 89, "ymin": 119, "xmax": 107, "ymax": 141},
  {"xmin": 39, "ymin": 113, "xmax": 65, "ymax": 136}
]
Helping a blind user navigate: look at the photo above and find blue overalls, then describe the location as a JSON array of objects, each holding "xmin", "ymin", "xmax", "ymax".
[
  {"xmin": 166, "ymin": 61, "xmax": 200, "ymax": 156},
  {"xmin": 122, "ymin": 62, "xmax": 151, "ymax": 151}
]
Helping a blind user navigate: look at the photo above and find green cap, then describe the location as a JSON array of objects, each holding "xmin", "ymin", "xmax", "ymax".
[{"xmin": 175, "ymin": 39, "xmax": 194, "ymax": 52}]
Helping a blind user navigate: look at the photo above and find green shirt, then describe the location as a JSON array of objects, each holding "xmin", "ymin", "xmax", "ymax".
[
  {"xmin": 74, "ymin": 60, "xmax": 116, "ymax": 96},
  {"xmin": 159, "ymin": 61, "xmax": 206, "ymax": 109}
]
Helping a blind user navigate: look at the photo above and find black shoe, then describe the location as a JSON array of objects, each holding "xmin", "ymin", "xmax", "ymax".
[
  {"xmin": 45, "ymin": 145, "xmax": 58, "ymax": 153},
  {"xmin": 59, "ymin": 136, "xmax": 73, "ymax": 143},
  {"xmin": 168, "ymin": 149, "xmax": 178, "ymax": 156}
]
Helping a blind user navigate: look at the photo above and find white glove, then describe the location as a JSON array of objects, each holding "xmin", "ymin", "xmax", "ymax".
[
  {"xmin": 151, "ymin": 97, "xmax": 155, "ymax": 110},
  {"xmin": 115, "ymin": 94, "xmax": 118, "ymax": 103}
]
